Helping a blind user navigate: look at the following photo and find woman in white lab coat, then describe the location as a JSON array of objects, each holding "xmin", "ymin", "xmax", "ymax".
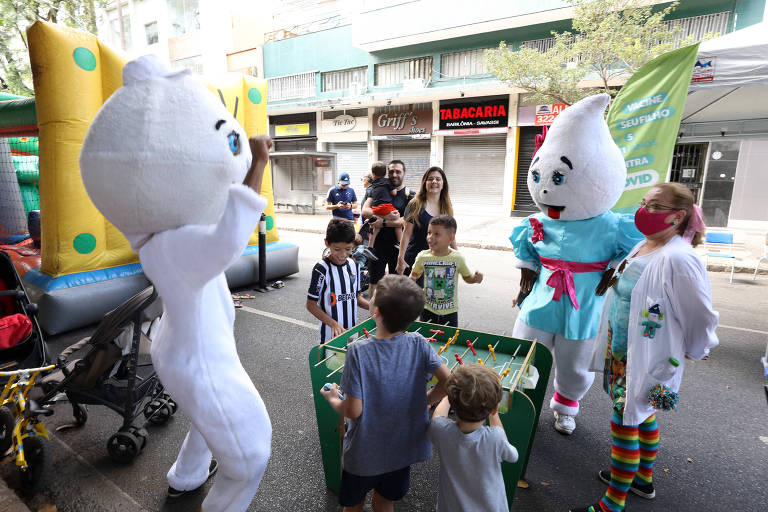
[{"xmin": 571, "ymin": 183, "xmax": 719, "ymax": 512}]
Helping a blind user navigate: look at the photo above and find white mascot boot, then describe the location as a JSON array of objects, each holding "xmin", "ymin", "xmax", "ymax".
[
  {"xmin": 80, "ymin": 55, "xmax": 272, "ymax": 511},
  {"xmin": 509, "ymin": 94, "xmax": 642, "ymax": 435}
]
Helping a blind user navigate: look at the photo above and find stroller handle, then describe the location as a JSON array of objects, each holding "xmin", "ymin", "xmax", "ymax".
[{"xmin": 0, "ymin": 364, "xmax": 56, "ymax": 377}]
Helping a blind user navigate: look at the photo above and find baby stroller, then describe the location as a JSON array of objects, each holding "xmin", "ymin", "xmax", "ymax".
[
  {"xmin": 40, "ymin": 285, "xmax": 178, "ymax": 463},
  {"xmin": 0, "ymin": 250, "xmax": 48, "ymax": 379}
]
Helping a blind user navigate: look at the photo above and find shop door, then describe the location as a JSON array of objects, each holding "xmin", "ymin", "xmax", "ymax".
[
  {"xmin": 514, "ymin": 126, "xmax": 540, "ymax": 213},
  {"xmin": 670, "ymin": 143, "xmax": 707, "ymax": 203},
  {"xmin": 327, "ymin": 142, "xmax": 369, "ymax": 200},
  {"xmin": 701, "ymin": 140, "xmax": 740, "ymax": 227},
  {"xmin": 378, "ymin": 140, "xmax": 431, "ymax": 192},
  {"xmin": 442, "ymin": 134, "xmax": 507, "ymax": 212}
]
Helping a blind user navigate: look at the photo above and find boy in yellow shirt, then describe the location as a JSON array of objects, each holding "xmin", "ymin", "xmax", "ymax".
[{"xmin": 409, "ymin": 215, "xmax": 482, "ymax": 327}]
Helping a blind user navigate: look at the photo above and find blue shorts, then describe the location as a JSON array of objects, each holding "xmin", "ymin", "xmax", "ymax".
[{"xmin": 338, "ymin": 466, "xmax": 411, "ymax": 506}]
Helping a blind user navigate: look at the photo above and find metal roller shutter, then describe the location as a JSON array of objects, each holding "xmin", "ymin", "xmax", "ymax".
[
  {"xmin": 514, "ymin": 127, "xmax": 539, "ymax": 213},
  {"xmin": 327, "ymin": 142, "xmax": 369, "ymax": 201},
  {"xmin": 443, "ymin": 134, "xmax": 507, "ymax": 211},
  {"xmin": 377, "ymin": 140, "xmax": 431, "ymax": 192}
]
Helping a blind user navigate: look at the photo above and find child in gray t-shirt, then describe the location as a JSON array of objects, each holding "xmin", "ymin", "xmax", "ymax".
[
  {"xmin": 321, "ymin": 274, "xmax": 451, "ymax": 510},
  {"xmin": 429, "ymin": 364, "xmax": 519, "ymax": 512}
]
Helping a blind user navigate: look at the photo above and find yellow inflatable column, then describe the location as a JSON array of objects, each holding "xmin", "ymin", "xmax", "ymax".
[
  {"xmin": 205, "ymin": 75, "xmax": 278, "ymax": 244},
  {"xmin": 28, "ymin": 21, "xmax": 133, "ymax": 278}
]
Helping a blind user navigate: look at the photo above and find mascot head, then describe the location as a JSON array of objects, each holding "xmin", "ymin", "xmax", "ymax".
[
  {"xmin": 79, "ymin": 55, "xmax": 252, "ymax": 241},
  {"xmin": 528, "ymin": 93, "xmax": 625, "ymax": 221}
]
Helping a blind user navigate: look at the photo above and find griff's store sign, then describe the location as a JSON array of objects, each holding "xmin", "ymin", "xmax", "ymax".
[{"xmin": 439, "ymin": 99, "xmax": 508, "ymax": 130}]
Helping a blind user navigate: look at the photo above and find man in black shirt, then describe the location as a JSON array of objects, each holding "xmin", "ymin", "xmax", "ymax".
[{"xmin": 362, "ymin": 160, "xmax": 415, "ymax": 298}]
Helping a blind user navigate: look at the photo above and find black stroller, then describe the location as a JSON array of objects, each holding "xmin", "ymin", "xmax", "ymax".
[
  {"xmin": 40, "ymin": 285, "xmax": 178, "ymax": 463},
  {"xmin": 0, "ymin": 250, "xmax": 48, "ymax": 379}
]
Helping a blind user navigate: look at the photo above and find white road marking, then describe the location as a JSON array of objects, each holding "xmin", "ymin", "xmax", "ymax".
[
  {"xmin": 51, "ymin": 435, "xmax": 149, "ymax": 511},
  {"xmin": 718, "ymin": 324, "xmax": 768, "ymax": 335},
  {"xmin": 239, "ymin": 305, "xmax": 317, "ymax": 330}
]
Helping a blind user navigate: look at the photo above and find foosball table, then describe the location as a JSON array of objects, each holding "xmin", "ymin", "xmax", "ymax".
[{"xmin": 309, "ymin": 318, "xmax": 553, "ymax": 506}]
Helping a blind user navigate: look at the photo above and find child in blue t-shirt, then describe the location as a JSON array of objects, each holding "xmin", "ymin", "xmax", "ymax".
[{"xmin": 321, "ymin": 274, "xmax": 451, "ymax": 511}]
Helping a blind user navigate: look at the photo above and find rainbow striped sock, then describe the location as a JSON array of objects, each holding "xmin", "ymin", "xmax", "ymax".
[
  {"xmin": 635, "ymin": 413, "xmax": 659, "ymax": 485},
  {"xmin": 600, "ymin": 410, "xmax": 639, "ymax": 512}
]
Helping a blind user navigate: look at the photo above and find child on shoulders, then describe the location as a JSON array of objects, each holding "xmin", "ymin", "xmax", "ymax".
[
  {"xmin": 364, "ymin": 161, "xmax": 401, "ymax": 250},
  {"xmin": 430, "ymin": 364, "xmax": 519, "ymax": 512},
  {"xmin": 409, "ymin": 215, "xmax": 482, "ymax": 327},
  {"xmin": 321, "ymin": 274, "xmax": 451, "ymax": 512}
]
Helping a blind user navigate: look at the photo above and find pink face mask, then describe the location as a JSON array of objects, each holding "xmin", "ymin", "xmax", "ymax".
[{"xmin": 634, "ymin": 207, "xmax": 680, "ymax": 236}]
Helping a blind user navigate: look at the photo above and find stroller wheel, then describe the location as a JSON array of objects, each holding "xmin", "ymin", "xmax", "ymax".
[
  {"xmin": 107, "ymin": 431, "xmax": 141, "ymax": 463},
  {"xmin": 144, "ymin": 399, "xmax": 173, "ymax": 426},
  {"xmin": 19, "ymin": 435, "xmax": 51, "ymax": 494},
  {"xmin": 127, "ymin": 425, "xmax": 148, "ymax": 450},
  {"xmin": 72, "ymin": 403, "xmax": 88, "ymax": 427},
  {"xmin": 0, "ymin": 406, "xmax": 14, "ymax": 454},
  {"xmin": 161, "ymin": 394, "xmax": 179, "ymax": 415}
]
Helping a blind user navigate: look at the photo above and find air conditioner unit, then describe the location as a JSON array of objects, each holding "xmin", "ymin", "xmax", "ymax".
[
  {"xmin": 348, "ymin": 81, "xmax": 363, "ymax": 97},
  {"xmin": 402, "ymin": 78, "xmax": 426, "ymax": 90}
]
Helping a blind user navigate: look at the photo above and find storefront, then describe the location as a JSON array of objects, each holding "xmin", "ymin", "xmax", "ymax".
[
  {"xmin": 436, "ymin": 96, "xmax": 509, "ymax": 210},
  {"xmin": 513, "ymin": 102, "xmax": 568, "ymax": 214},
  {"xmin": 269, "ymin": 112, "xmax": 317, "ymax": 151},
  {"xmin": 320, "ymin": 109, "xmax": 370, "ymax": 199},
  {"xmin": 372, "ymin": 108, "xmax": 432, "ymax": 191}
]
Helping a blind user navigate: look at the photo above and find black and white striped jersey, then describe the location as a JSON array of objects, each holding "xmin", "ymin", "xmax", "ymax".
[{"xmin": 307, "ymin": 257, "xmax": 361, "ymax": 344}]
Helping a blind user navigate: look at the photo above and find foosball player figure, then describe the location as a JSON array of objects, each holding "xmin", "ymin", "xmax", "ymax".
[
  {"xmin": 320, "ymin": 275, "xmax": 451, "ymax": 511},
  {"xmin": 429, "ymin": 364, "xmax": 519, "ymax": 511}
]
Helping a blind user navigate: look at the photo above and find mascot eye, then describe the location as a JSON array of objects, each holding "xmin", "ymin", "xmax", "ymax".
[
  {"xmin": 227, "ymin": 131, "xmax": 241, "ymax": 155},
  {"xmin": 552, "ymin": 171, "xmax": 566, "ymax": 185},
  {"xmin": 532, "ymin": 170, "xmax": 540, "ymax": 183}
]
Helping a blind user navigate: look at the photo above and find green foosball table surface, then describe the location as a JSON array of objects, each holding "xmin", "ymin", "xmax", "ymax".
[{"xmin": 309, "ymin": 318, "xmax": 553, "ymax": 507}]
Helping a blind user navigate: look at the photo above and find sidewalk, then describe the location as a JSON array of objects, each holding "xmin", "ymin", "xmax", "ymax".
[
  {"xmin": 274, "ymin": 210, "xmax": 767, "ymax": 275},
  {"xmin": 0, "ymin": 478, "xmax": 30, "ymax": 512}
]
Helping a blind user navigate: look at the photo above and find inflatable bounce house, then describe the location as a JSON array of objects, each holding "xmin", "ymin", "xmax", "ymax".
[{"xmin": 0, "ymin": 21, "xmax": 298, "ymax": 334}]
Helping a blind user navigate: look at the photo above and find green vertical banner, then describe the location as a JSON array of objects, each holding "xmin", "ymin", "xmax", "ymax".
[{"xmin": 608, "ymin": 43, "xmax": 700, "ymax": 213}]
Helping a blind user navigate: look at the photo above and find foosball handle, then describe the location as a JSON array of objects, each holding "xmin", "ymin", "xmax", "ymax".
[{"xmin": 323, "ymin": 383, "xmax": 345, "ymax": 400}]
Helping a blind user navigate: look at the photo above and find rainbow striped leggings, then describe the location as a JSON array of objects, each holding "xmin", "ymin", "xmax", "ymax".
[{"xmin": 599, "ymin": 410, "xmax": 659, "ymax": 512}]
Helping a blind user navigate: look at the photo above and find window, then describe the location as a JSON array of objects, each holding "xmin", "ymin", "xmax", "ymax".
[
  {"xmin": 375, "ymin": 57, "xmax": 432, "ymax": 86},
  {"xmin": 167, "ymin": 0, "xmax": 200, "ymax": 36},
  {"xmin": 108, "ymin": 11, "xmax": 132, "ymax": 50},
  {"xmin": 171, "ymin": 55, "xmax": 203, "ymax": 75},
  {"xmin": 440, "ymin": 49, "xmax": 490, "ymax": 78},
  {"xmin": 268, "ymin": 72, "xmax": 317, "ymax": 102},
  {"xmin": 322, "ymin": 67, "xmax": 368, "ymax": 93},
  {"xmin": 145, "ymin": 21, "xmax": 158, "ymax": 45}
]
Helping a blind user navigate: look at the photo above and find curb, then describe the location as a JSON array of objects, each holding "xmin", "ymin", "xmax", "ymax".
[
  {"xmin": 279, "ymin": 226, "xmax": 514, "ymax": 252},
  {"xmin": 0, "ymin": 478, "xmax": 31, "ymax": 512},
  {"xmin": 280, "ymin": 226, "xmax": 766, "ymax": 274}
]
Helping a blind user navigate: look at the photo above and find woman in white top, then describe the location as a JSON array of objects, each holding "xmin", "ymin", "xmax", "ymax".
[{"xmin": 571, "ymin": 183, "xmax": 719, "ymax": 512}]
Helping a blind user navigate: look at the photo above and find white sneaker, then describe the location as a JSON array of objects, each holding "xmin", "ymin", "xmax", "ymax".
[{"xmin": 553, "ymin": 411, "xmax": 576, "ymax": 435}]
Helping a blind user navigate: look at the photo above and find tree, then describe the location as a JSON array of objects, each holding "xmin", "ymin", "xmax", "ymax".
[
  {"xmin": 0, "ymin": 0, "xmax": 104, "ymax": 95},
  {"xmin": 485, "ymin": 0, "xmax": 691, "ymax": 105}
]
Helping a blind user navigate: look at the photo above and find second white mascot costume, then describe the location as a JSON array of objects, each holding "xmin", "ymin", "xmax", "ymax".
[
  {"xmin": 79, "ymin": 55, "xmax": 271, "ymax": 511},
  {"xmin": 510, "ymin": 94, "xmax": 642, "ymax": 435}
]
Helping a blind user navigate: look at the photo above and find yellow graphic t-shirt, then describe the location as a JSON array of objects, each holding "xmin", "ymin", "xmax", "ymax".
[{"xmin": 412, "ymin": 249, "xmax": 471, "ymax": 315}]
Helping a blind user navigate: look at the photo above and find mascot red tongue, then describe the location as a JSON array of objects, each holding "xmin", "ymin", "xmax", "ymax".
[
  {"xmin": 509, "ymin": 93, "xmax": 643, "ymax": 436},
  {"xmin": 79, "ymin": 55, "xmax": 272, "ymax": 512}
]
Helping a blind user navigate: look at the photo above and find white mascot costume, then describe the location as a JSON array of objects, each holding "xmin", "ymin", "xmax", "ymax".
[
  {"xmin": 510, "ymin": 94, "xmax": 642, "ymax": 435},
  {"xmin": 80, "ymin": 55, "xmax": 271, "ymax": 511}
]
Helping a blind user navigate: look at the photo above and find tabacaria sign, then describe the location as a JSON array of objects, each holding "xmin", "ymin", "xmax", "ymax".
[
  {"xmin": 372, "ymin": 110, "xmax": 432, "ymax": 135},
  {"xmin": 439, "ymin": 99, "xmax": 508, "ymax": 130}
]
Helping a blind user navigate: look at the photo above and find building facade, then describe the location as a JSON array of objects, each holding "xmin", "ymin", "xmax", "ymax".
[{"xmin": 263, "ymin": 0, "xmax": 768, "ymax": 224}]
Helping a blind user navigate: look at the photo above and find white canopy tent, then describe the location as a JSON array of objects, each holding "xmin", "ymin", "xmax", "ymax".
[{"xmin": 682, "ymin": 21, "xmax": 768, "ymax": 127}]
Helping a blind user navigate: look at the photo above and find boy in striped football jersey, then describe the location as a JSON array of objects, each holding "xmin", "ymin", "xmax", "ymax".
[{"xmin": 307, "ymin": 218, "xmax": 370, "ymax": 343}]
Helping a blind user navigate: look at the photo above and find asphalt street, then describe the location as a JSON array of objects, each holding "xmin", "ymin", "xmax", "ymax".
[{"xmin": 3, "ymin": 229, "xmax": 767, "ymax": 511}]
